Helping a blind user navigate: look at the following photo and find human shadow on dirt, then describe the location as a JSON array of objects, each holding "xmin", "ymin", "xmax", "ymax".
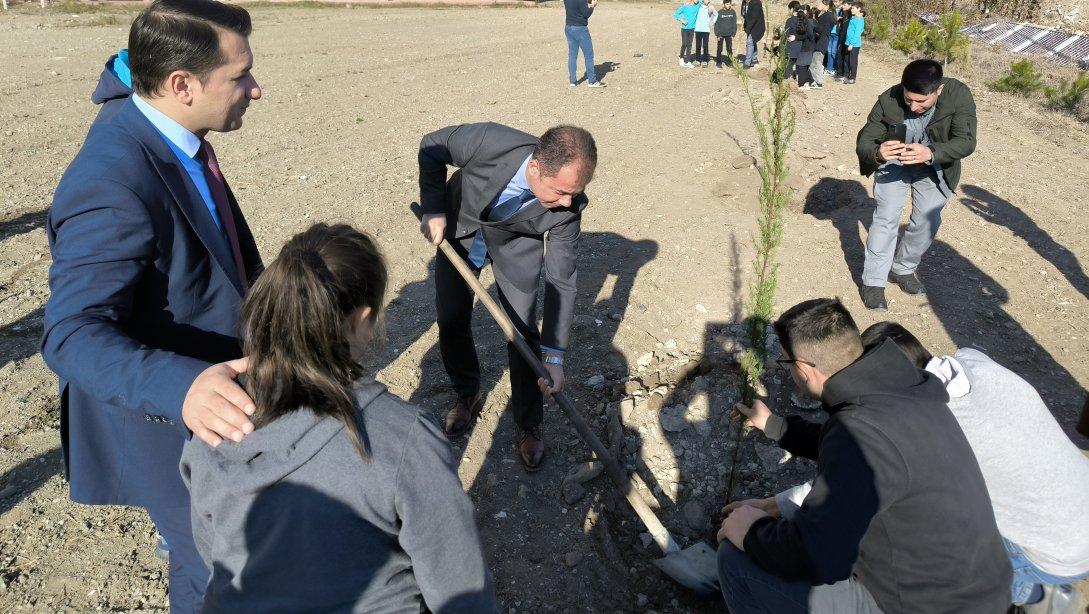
[
  {"xmin": 594, "ymin": 61, "xmax": 620, "ymax": 80},
  {"xmin": 0, "ymin": 306, "xmax": 45, "ymax": 372},
  {"xmin": 959, "ymin": 183, "xmax": 1089, "ymax": 301},
  {"xmin": 805, "ymin": 178, "xmax": 1088, "ymax": 441},
  {"xmin": 0, "ymin": 446, "xmax": 62, "ymax": 515},
  {"xmin": 388, "ymin": 231, "xmax": 662, "ymax": 611},
  {"xmin": 0, "ymin": 208, "xmax": 47, "ymax": 244}
]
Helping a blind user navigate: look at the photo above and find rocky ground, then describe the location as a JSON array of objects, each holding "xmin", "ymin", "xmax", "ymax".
[{"xmin": 1, "ymin": 2, "xmax": 1088, "ymax": 612}]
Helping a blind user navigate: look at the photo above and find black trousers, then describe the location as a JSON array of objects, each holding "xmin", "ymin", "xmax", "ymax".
[
  {"xmin": 796, "ymin": 63, "xmax": 813, "ymax": 86},
  {"xmin": 695, "ymin": 31, "xmax": 711, "ymax": 62},
  {"xmin": 845, "ymin": 47, "xmax": 860, "ymax": 79},
  {"xmin": 716, "ymin": 35, "xmax": 734, "ymax": 65},
  {"xmin": 680, "ymin": 28, "xmax": 695, "ymax": 61},
  {"xmin": 435, "ymin": 232, "xmax": 544, "ymax": 429}
]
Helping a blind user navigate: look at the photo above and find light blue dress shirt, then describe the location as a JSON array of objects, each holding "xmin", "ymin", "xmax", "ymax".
[
  {"xmin": 468, "ymin": 155, "xmax": 564, "ymax": 355},
  {"xmin": 131, "ymin": 94, "xmax": 223, "ymax": 231}
]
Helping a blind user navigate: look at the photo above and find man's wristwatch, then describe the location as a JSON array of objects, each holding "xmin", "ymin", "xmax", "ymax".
[{"xmin": 544, "ymin": 354, "xmax": 564, "ymax": 366}]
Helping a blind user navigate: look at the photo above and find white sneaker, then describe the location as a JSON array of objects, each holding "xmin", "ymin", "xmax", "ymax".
[
  {"xmin": 799, "ymin": 84, "xmax": 810, "ymax": 90},
  {"xmin": 587, "ymin": 81, "xmax": 606, "ymax": 88},
  {"xmin": 679, "ymin": 57, "xmax": 686, "ymax": 67},
  {"xmin": 570, "ymin": 82, "xmax": 577, "ymax": 87},
  {"xmin": 684, "ymin": 62, "xmax": 694, "ymax": 68}
]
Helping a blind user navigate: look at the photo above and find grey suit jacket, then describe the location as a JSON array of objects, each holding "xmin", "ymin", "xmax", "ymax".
[{"xmin": 418, "ymin": 122, "xmax": 586, "ymax": 351}]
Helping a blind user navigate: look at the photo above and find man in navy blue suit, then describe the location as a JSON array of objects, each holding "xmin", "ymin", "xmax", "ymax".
[{"xmin": 42, "ymin": 0, "xmax": 263, "ymax": 610}]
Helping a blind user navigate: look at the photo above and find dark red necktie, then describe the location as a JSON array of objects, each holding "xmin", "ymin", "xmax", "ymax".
[{"xmin": 199, "ymin": 139, "xmax": 249, "ymax": 292}]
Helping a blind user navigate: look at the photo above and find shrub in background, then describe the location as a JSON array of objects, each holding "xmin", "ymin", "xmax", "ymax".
[
  {"xmin": 926, "ymin": 10, "xmax": 971, "ymax": 65},
  {"xmin": 891, "ymin": 18, "xmax": 929, "ymax": 54},
  {"xmin": 1045, "ymin": 71, "xmax": 1089, "ymax": 114},
  {"xmin": 988, "ymin": 59, "xmax": 1044, "ymax": 95}
]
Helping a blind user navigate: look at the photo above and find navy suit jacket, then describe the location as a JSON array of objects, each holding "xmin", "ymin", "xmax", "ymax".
[{"xmin": 42, "ymin": 98, "xmax": 262, "ymax": 508}]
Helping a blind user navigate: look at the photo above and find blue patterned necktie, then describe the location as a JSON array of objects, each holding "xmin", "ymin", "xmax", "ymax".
[{"xmin": 468, "ymin": 188, "xmax": 535, "ymax": 267}]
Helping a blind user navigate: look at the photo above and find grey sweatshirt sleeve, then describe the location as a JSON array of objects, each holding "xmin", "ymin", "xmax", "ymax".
[{"xmin": 394, "ymin": 416, "xmax": 497, "ymax": 613}]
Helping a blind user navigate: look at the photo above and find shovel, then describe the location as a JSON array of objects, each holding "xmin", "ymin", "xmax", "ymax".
[{"xmin": 411, "ymin": 204, "xmax": 721, "ymax": 597}]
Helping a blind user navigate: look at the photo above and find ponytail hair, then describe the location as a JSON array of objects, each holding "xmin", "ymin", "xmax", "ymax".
[{"xmin": 240, "ymin": 223, "xmax": 388, "ymax": 458}]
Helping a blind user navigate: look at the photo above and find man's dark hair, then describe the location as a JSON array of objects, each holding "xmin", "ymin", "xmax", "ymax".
[
  {"xmin": 860, "ymin": 321, "xmax": 933, "ymax": 369},
  {"xmin": 129, "ymin": 0, "xmax": 252, "ymax": 97},
  {"xmin": 773, "ymin": 298, "xmax": 862, "ymax": 376},
  {"xmin": 533, "ymin": 125, "xmax": 598, "ymax": 184},
  {"xmin": 901, "ymin": 59, "xmax": 944, "ymax": 95},
  {"xmin": 788, "ymin": 0, "xmax": 800, "ymax": 9}
]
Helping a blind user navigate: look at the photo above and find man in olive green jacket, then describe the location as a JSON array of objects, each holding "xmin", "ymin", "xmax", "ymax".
[{"xmin": 855, "ymin": 59, "xmax": 976, "ymax": 310}]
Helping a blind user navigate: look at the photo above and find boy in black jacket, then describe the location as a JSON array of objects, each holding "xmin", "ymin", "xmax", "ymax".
[
  {"xmin": 717, "ymin": 298, "xmax": 1011, "ymax": 614},
  {"xmin": 714, "ymin": 0, "xmax": 738, "ymax": 69}
]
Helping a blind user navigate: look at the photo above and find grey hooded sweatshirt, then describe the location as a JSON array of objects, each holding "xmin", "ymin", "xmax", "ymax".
[{"xmin": 180, "ymin": 382, "xmax": 496, "ymax": 613}]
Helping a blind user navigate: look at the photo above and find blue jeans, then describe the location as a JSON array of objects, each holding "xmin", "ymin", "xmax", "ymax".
[
  {"xmin": 147, "ymin": 501, "xmax": 210, "ymax": 613},
  {"xmin": 745, "ymin": 34, "xmax": 758, "ymax": 66},
  {"xmin": 1005, "ymin": 538, "xmax": 1089, "ymax": 605},
  {"xmin": 826, "ymin": 33, "xmax": 839, "ymax": 71},
  {"xmin": 564, "ymin": 25, "xmax": 596, "ymax": 84},
  {"xmin": 717, "ymin": 543, "xmax": 884, "ymax": 614}
]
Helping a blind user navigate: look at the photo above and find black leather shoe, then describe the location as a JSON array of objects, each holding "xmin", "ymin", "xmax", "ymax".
[
  {"xmin": 889, "ymin": 271, "xmax": 926, "ymax": 296},
  {"xmin": 861, "ymin": 285, "xmax": 888, "ymax": 311}
]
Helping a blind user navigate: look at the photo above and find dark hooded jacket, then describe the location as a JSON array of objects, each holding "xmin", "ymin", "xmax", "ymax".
[
  {"xmin": 743, "ymin": 341, "xmax": 1011, "ymax": 614},
  {"xmin": 180, "ymin": 382, "xmax": 497, "ymax": 613},
  {"xmin": 90, "ymin": 53, "xmax": 132, "ymax": 130}
]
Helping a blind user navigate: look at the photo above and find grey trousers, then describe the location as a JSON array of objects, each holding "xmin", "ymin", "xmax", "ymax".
[
  {"xmin": 862, "ymin": 163, "xmax": 949, "ymax": 287},
  {"xmin": 811, "ymin": 50, "xmax": 825, "ymax": 85}
]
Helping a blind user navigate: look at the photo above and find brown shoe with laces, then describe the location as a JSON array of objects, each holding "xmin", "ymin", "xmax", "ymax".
[
  {"xmin": 443, "ymin": 393, "xmax": 483, "ymax": 439},
  {"xmin": 516, "ymin": 425, "xmax": 545, "ymax": 472}
]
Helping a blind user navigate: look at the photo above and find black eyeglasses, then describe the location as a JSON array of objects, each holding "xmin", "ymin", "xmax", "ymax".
[{"xmin": 775, "ymin": 358, "xmax": 816, "ymax": 368}]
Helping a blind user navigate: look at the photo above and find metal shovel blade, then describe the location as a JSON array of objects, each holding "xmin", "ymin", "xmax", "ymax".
[{"xmin": 652, "ymin": 541, "xmax": 721, "ymax": 598}]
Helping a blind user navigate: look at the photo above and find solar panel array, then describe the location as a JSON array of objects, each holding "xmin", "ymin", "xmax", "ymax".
[{"xmin": 953, "ymin": 16, "xmax": 1089, "ymax": 67}]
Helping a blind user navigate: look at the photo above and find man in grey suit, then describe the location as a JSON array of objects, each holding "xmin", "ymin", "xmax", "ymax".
[{"xmin": 418, "ymin": 123, "xmax": 597, "ymax": 471}]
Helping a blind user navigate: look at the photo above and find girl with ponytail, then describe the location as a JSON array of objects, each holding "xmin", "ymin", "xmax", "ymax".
[{"xmin": 181, "ymin": 223, "xmax": 496, "ymax": 613}]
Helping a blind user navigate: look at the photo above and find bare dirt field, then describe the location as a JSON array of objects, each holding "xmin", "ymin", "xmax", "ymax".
[{"xmin": 1, "ymin": 3, "xmax": 1088, "ymax": 612}]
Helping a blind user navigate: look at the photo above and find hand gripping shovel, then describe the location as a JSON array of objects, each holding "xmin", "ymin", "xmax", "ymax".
[{"xmin": 412, "ymin": 204, "xmax": 721, "ymax": 597}]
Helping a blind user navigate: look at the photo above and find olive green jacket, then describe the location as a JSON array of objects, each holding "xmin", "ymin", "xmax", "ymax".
[{"xmin": 856, "ymin": 77, "xmax": 977, "ymax": 191}]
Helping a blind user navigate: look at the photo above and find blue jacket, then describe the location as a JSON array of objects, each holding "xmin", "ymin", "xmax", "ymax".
[
  {"xmin": 43, "ymin": 97, "xmax": 263, "ymax": 508},
  {"xmin": 845, "ymin": 15, "xmax": 864, "ymax": 47},
  {"xmin": 674, "ymin": 2, "xmax": 700, "ymax": 29}
]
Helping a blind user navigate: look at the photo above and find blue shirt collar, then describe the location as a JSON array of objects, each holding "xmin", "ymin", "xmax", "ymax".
[
  {"xmin": 512, "ymin": 155, "xmax": 533, "ymax": 193},
  {"xmin": 132, "ymin": 94, "xmax": 202, "ymax": 159}
]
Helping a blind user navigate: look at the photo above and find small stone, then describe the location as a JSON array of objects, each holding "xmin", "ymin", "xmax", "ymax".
[
  {"xmin": 564, "ymin": 550, "xmax": 583, "ymax": 567},
  {"xmin": 731, "ymin": 155, "xmax": 757, "ymax": 169},
  {"xmin": 660, "ymin": 405, "xmax": 690, "ymax": 432},
  {"xmin": 561, "ymin": 481, "xmax": 586, "ymax": 504},
  {"xmin": 637, "ymin": 594, "xmax": 649, "ymax": 608},
  {"xmin": 493, "ymin": 511, "xmax": 508, "ymax": 519},
  {"xmin": 754, "ymin": 442, "xmax": 792, "ymax": 473},
  {"xmin": 637, "ymin": 352, "xmax": 654, "ymax": 369},
  {"xmin": 585, "ymin": 374, "xmax": 606, "ymax": 388},
  {"xmin": 664, "ymin": 339, "xmax": 677, "ymax": 350},
  {"xmin": 623, "ymin": 380, "xmax": 643, "ymax": 395},
  {"xmin": 517, "ymin": 484, "xmax": 530, "ymax": 498},
  {"xmin": 640, "ymin": 532, "xmax": 655, "ymax": 549},
  {"xmin": 683, "ymin": 500, "xmax": 707, "ymax": 530}
]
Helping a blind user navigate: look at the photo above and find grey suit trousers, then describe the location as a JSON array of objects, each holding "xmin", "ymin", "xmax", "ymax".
[{"xmin": 862, "ymin": 163, "xmax": 949, "ymax": 287}]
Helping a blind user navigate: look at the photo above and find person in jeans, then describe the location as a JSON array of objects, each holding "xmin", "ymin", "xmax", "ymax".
[
  {"xmin": 857, "ymin": 322, "xmax": 1089, "ymax": 610},
  {"xmin": 825, "ymin": 0, "xmax": 842, "ymax": 74},
  {"xmin": 693, "ymin": 0, "xmax": 717, "ymax": 66},
  {"xmin": 564, "ymin": 0, "xmax": 605, "ymax": 87},
  {"xmin": 854, "ymin": 59, "xmax": 977, "ymax": 310},
  {"xmin": 714, "ymin": 0, "xmax": 738, "ymax": 69},
  {"xmin": 675, "ymin": 0, "xmax": 701, "ymax": 67},
  {"xmin": 833, "ymin": 0, "xmax": 852, "ymax": 79},
  {"xmin": 719, "ymin": 298, "xmax": 1011, "ymax": 614},
  {"xmin": 842, "ymin": 1, "xmax": 864, "ymax": 83},
  {"xmin": 741, "ymin": 0, "xmax": 765, "ymax": 67},
  {"xmin": 811, "ymin": 0, "xmax": 835, "ymax": 87}
]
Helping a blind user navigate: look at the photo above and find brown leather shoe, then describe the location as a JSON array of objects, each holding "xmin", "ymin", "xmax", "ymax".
[
  {"xmin": 443, "ymin": 393, "xmax": 483, "ymax": 439},
  {"xmin": 516, "ymin": 425, "xmax": 545, "ymax": 472}
]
